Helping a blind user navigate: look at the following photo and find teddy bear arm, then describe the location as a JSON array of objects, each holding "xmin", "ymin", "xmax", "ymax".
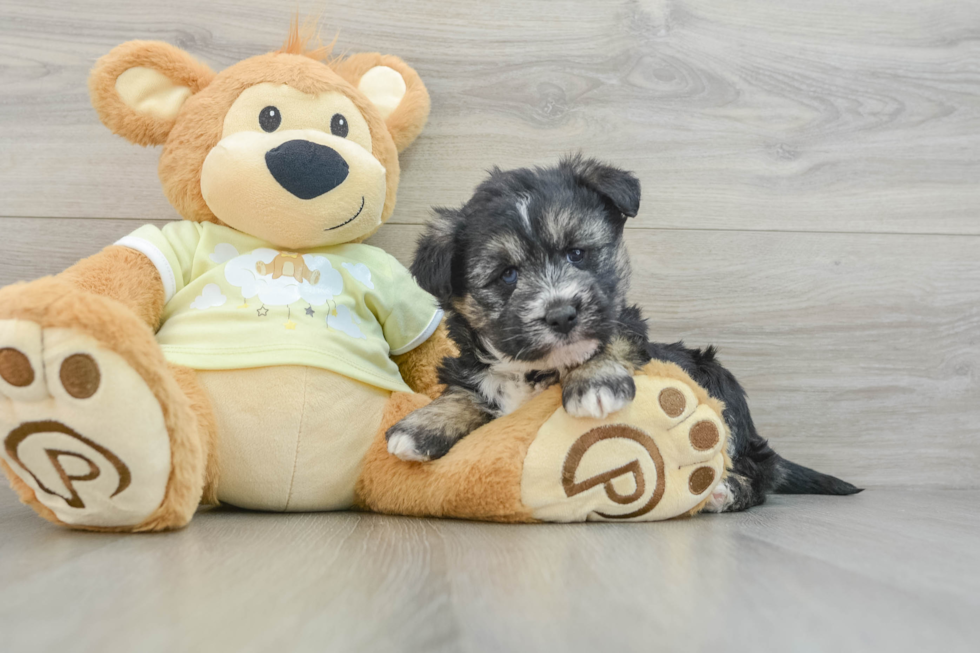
[
  {"xmin": 58, "ymin": 245, "xmax": 166, "ymax": 329},
  {"xmin": 391, "ymin": 319, "xmax": 457, "ymax": 400}
]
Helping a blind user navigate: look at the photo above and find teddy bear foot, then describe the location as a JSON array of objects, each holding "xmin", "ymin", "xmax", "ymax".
[
  {"xmin": 520, "ymin": 367, "xmax": 729, "ymax": 522},
  {"xmin": 358, "ymin": 361, "xmax": 729, "ymax": 523},
  {"xmin": 0, "ymin": 319, "xmax": 173, "ymax": 529}
]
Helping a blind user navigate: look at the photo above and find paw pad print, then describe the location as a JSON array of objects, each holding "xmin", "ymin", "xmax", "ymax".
[
  {"xmin": 0, "ymin": 319, "xmax": 171, "ymax": 527},
  {"xmin": 521, "ymin": 369, "xmax": 728, "ymax": 522}
]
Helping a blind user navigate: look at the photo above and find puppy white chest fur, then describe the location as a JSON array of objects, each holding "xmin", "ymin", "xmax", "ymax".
[
  {"xmin": 478, "ymin": 369, "xmax": 534, "ymax": 416},
  {"xmin": 477, "ymin": 340, "xmax": 598, "ymax": 417},
  {"xmin": 478, "ymin": 367, "xmax": 556, "ymax": 417}
]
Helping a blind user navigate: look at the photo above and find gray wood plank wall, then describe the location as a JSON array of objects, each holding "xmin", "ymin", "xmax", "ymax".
[{"xmin": 1, "ymin": 0, "xmax": 977, "ymax": 488}]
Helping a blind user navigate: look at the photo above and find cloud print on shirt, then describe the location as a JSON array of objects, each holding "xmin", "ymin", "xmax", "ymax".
[
  {"xmin": 209, "ymin": 243, "xmax": 239, "ymax": 265},
  {"xmin": 327, "ymin": 305, "xmax": 365, "ymax": 339},
  {"xmin": 341, "ymin": 262, "xmax": 374, "ymax": 289},
  {"xmin": 190, "ymin": 283, "xmax": 227, "ymax": 310},
  {"xmin": 224, "ymin": 248, "xmax": 343, "ymax": 307}
]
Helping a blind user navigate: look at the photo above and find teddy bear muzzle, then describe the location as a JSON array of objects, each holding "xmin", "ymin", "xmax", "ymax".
[{"xmin": 199, "ymin": 128, "xmax": 387, "ymax": 249}]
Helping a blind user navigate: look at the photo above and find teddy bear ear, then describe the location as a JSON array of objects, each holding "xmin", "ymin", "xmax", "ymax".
[
  {"xmin": 332, "ymin": 53, "xmax": 431, "ymax": 153},
  {"xmin": 89, "ymin": 41, "xmax": 215, "ymax": 147}
]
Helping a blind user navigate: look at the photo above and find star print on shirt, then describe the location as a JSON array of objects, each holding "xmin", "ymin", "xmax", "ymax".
[
  {"xmin": 256, "ymin": 306, "xmax": 269, "ymax": 317},
  {"xmin": 305, "ymin": 306, "xmax": 315, "ymax": 317}
]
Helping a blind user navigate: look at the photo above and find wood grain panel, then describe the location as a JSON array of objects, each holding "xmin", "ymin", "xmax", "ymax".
[
  {"xmin": 2, "ymin": 217, "xmax": 976, "ymax": 488},
  {"xmin": 1, "ymin": 0, "xmax": 979, "ymax": 233},
  {"xmin": 624, "ymin": 228, "xmax": 980, "ymax": 489}
]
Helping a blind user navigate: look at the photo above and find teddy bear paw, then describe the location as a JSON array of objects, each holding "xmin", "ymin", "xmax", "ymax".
[
  {"xmin": 0, "ymin": 319, "xmax": 172, "ymax": 528},
  {"xmin": 521, "ymin": 370, "xmax": 729, "ymax": 522}
]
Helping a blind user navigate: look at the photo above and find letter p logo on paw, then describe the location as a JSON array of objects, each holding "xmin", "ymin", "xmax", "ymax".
[
  {"xmin": 520, "ymin": 374, "xmax": 728, "ymax": 522},
  {"xmin": 5, "ymin": 420, "xmax": 131, "ymax": 510},
  {"xmin": 0, "ymin": 323, "xmax": 173, "ymax": 528}
]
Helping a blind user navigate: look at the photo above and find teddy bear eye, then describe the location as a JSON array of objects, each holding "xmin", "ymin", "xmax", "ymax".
[
  {"xmin": 330, "ymin": 113, "xmax": 349, "ymax": 138},
  {"xmin": 259, "ymin": 106, "xmax": 281, "ymax": 132}
]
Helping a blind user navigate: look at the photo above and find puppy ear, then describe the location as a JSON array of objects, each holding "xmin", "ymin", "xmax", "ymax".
[
  {"xmin": 332, "ymin": 53, "xmax": 431, "ymax": 152},
  {"xmin": 411, "ymin": 208, "xmax": 460, "ymax": 300},
  {"xmin": 89, "ymin": 41, "xmax": 215, "ymax": 146},
  {"xmin": 561, "ymin": 154, "xmax": 641, "ymax": 218}
]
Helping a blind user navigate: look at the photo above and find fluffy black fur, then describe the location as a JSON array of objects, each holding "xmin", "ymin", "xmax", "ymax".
[{"xmin": 397, "ymin": 155, "xmax": 861, "ymax": 511}]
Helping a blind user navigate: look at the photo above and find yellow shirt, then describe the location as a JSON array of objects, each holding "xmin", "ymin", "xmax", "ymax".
[{"xmin": 116, "ymin": 222, "xmax": 442, "ymax": 393}]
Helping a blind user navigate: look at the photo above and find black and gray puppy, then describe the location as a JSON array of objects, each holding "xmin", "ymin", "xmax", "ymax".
[{"xmin": 387, "ymin": 155, "xmax": 861, "ymax": 512}]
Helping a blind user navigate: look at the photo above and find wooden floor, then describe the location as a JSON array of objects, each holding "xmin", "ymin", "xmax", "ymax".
[
  {"xmin": 0, "ymin": 1, "xmax": 978, "ymax": 650},
  {"xmin": 1, "ymin": 488, "xmax": 978, "ymax": 652}
]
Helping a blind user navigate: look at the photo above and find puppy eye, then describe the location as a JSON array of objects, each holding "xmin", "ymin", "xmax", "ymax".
[
  {"xmin": 331, "ymin": 113, "xmax": 349, "ymax": 138},
  {"xmin": 259, "ymin": 106, "xmax": 281, "ymax": 132},
  {"xmin": 566, "ymin": 248, "xmax": 585, "ymax": 264},
  {"xmin": 500, "ymin": 267, "xmax": 519, "ymax": 285}
]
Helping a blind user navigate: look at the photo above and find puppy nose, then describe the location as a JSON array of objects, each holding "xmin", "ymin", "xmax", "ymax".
[
  {"xmin": 265, "ymin": 139, "xmax": 349, "ymax": 200},
  {"xmin": 545, "ymin": 303, "xmax": 578, "ymax": 335}
]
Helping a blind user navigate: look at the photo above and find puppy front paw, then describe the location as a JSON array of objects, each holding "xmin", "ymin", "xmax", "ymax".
[
  {"xmin": 385, "ymin": 428, "xmax": 431, "ymax": 462},
  {"xmin": 385, "ymin": 418, "xmax": 457, "ymax": 462},
  {"xmin": 562, "ymin": 365, "xmax": 636, "ymax": 419}
]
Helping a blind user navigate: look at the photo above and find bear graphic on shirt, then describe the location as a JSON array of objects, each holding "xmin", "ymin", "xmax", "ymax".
[
  {"xmin": 256, "ymin": 252, "xmax": 321, "ymax": 285},
  {"xmin": 222, "ymin": 247, "xmax": 342, "ymax": 307},
  {"xmin": 214, "ymin": 245, "xmax": 366, "ymax": 339}
]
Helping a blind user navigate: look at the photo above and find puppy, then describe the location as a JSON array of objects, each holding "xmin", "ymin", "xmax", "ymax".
[
  {"xmin": 388, "ymin": 155, "xmax": 861, "ymax": 512},
  {"xmin": 387, "ymin": 155, "xmax": 649, "ymax": 461}
]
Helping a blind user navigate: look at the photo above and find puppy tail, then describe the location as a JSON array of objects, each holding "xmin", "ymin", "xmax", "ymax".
[{"xmin": 770, "ymin": 456, "xmax": 863, "ymax": 495}]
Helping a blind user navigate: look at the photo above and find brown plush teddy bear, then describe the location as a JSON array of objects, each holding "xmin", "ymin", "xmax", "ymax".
[{"xmin": 0, "ymin": 24, "xmax": 729, "ymax": 531}]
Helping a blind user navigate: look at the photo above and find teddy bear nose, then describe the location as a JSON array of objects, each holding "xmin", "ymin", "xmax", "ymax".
[{"xmin": 265, "ymin": 139, "xmax": 350, "ymax": 200}]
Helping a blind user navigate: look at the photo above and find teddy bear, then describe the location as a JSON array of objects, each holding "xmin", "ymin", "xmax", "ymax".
[{"xmin": 0, "ymin": 23, "xmax": 729, "ymax": 531}]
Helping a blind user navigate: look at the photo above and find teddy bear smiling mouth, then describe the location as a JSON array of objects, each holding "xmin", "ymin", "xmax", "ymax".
[{"xmin": 325, "ymin": 196, "xmax": 365, "ymax": 231}]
